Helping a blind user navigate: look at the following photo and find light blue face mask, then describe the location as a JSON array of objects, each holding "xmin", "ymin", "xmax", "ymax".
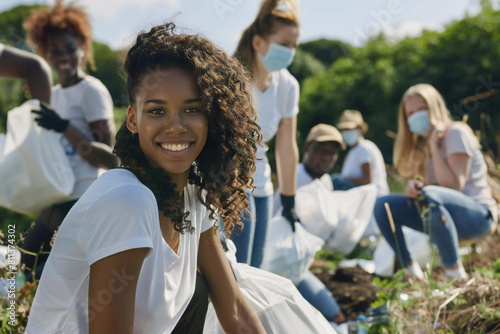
[
  {"xmin": 259, "ymin": 43, "xmax": 296, "ymax": 72},
  {"xmin": 341, "ymin": 129, "xmax": 360, "ymax": 147},
  {"xmin": 408, "ymin": 110, "xmax": 431, "ymax": 136}
]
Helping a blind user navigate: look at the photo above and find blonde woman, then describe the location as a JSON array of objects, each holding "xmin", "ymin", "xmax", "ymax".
[
  {"xmin": 232, "ymin": 0, "xmax": 300, "ymax": 268},
  {"xmin": 374, "ymin": 83, "xmax": 497, "ymax": 281}
]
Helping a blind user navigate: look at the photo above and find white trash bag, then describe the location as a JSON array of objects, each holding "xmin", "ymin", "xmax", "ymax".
[
  {"xmin": 373, "ymin": 226, "xmax": 440, "ymax": 277},
  {"xmin": 0, "ymin": 99, "xmax": 75, "ymax": 214},
  {"xmin": 0, "ymin": 133, "xmax": 5, "ymax": 157},
  {"xmin": 261, "ymin": 216, "xmax": 324, "ymax": 284},
  {"xmin": 296, "ymin": 181, "xmax": 377, "ymax": 255},
  {"xmin": 203, "ymin": 262, "xmax": 337, "ymax": 334}
]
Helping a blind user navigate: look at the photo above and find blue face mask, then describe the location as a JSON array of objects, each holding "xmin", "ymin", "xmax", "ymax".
[
  {"xmin": 408, "ymin": 110, "xmax": 431, "ymax": 136},
  {"xmin": 259, "ymin": 43, "xmax": 296, "ymax": 72},
  {"xmin": 341, "ymin": 129, "xmax": 360, "ymax": 147}
]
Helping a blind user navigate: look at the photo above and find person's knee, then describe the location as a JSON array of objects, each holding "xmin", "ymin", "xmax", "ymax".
[
  {"xmin": 420, "ymin": 185, "xmax": 444, "ymax": 205},
  {"xmin": 373, "ymin": 196, "xmax": 390, "ymax": 226}
]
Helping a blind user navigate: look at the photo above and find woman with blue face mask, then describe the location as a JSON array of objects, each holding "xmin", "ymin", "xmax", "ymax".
[
  {"xmin": 233, "ymin": 1, "xmax": 348, "ymax": 326},
  {"xmin": 374, "ymin": 83, "xmax": 498, "ymax": 282},
  {"xmin": 333, "ymin": 109, "xmax": 390, "ymax": 198},
  {"xmin": 232, "ymin": 0, "xmax": 300, "ymax": 269}
]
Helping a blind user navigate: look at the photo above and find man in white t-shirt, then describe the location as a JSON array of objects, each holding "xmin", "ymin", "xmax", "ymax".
[
  {"xmin": 334, "ymin": 109, "xmax": 390, "ymax": 197},
  {"xmin": 273, "ymin": 123, "xmax": 345, "ymax": 214},
  {"xmin": 272, "ymin": 123, "xmax": 347, "ymax": 324}
]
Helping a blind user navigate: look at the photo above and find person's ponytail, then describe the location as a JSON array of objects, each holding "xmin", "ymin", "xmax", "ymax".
[{"xmin": 234, "ymin": 0, "xmax": 299, "ymax": 75}]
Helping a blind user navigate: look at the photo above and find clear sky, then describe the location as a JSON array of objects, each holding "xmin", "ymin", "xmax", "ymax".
[{"xmin": 0, "ymin": 0, "xmax": 484, "ymax": 53}]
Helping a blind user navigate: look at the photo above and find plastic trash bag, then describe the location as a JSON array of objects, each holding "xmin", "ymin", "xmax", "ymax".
[
  {"xmin": 0, "ymin": 100, "xmax": 75, "ymax": 214},
  {"xmin": 0, "ymin": 134, "xmax": 5, "ymax": 157},
  {"xmin": 261, "ymin": 216, "xmax": 324, "ymax": 284},
  {"xmin": 373, "ymin": 226, "xmax": 440, "ymax": 277},
  {"xmin": 296, "ymin": 181, "xmax": 377, "ymax": 255},
  {"xmin": 203, "ymin": 261, "xmax": 337, "ymax": 334}
]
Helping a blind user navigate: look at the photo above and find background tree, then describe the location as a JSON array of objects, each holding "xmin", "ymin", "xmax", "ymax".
[
  {"xmin": 298, "ymin": 1, "xmax": 500, "ymax": 164},
  {"xmin": 288, "ymin": 48, "xmax": 325, "ymax": 85}
]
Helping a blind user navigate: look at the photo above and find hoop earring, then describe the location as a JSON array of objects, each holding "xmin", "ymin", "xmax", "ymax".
[{"xmin": 191, "ymin": 160, "xmax": 199, "ymax": 176}]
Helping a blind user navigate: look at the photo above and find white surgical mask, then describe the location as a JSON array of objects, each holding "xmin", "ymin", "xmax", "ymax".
[
  {"xmin": 341, "ymin": 129, "xmax": 360, "ymax": 147},
  {"xmin": 259, "ymin": 43, "xmax": 295, "ymax": 72},
  {"xmin": 408, "ymin": 110, "xmax": 431, "ymax": 136}
]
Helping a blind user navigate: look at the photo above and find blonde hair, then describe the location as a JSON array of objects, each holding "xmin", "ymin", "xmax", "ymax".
[
  {"xmin": 234, "ymin": 0, "xmax": 299, "ymax": 76},
  {"xmin": 394, "ymin": 83, "xmax": 455, "ymax": 178}
]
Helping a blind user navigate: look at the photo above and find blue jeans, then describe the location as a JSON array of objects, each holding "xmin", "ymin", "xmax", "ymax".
[
  {"xmin": 296, "ymin": 271, "xmax": 341, "ymax": 320},
  {"xmin": 231, "ymin": 193, "xmax": 272, "ymax": 268},
  {"xmin": 374, "ymin": 185, "xmax": 493, "ymax": 268},
  {"xmin": 331, "ymin": 175, "xmax": 358, "ymax": 191}
]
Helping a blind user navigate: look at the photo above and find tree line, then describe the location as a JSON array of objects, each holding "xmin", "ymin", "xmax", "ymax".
[{"xmin": 1, "ymin": 2, "xmax": 499, "ymax": 163}]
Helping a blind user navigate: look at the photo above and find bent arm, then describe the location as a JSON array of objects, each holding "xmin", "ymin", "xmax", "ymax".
[
  {"xmin": 347, "ymin": 162, "xmax": 372, "ymax": 185},
  {"xmin": 275, "ymin": 116, "xmax": 299, "ymax": 196},
  {"xmin": 63, "ymin": 119, "xmax": 118, "ymax": 169},
  {"xmin": 89, "ymin": 247, "xmax": 149, "ymax": 334},
  {"xmin": 431, "ymin": 151, "xmax": 470, "ymax": 190},
  {"xmin": 198, "ymin": 227, "xmax": 265, "ymax": 333},
  {"xmin": 0, "ymin": 45, "xmax": 52, "ymax": 104}
]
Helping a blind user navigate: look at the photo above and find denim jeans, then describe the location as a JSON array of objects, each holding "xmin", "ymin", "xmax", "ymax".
[
  {"xmin": 374, "ymin": 185, "xmax": 493, "ymax": 268},
  {"xmin": 331, "ymin": 175, "xmax": 358, "ymax": 191},
  {"xmin": 230, "ymin": 192, "xmax": 272, "ymax": 268},
  {"xmin": 296, "ymin": 271, "xmax": 341, "ymax": 320}
]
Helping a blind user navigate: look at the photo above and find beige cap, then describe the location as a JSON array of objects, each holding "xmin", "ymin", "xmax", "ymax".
[
  {"xmin": 305, "ymin": 123, "xmax": 346, "ymax": 150},
  {"xmin": 336, "ymin": 109, "xmax": 368, "ymax": 133}
]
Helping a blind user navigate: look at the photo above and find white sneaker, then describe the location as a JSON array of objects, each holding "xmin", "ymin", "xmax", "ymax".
[
  {"xmin": 405, "ymin": 261, "xmax": 425, "ymax": 280},
  {"xmin": 444, "ymin": 263, "xmax": 468, "ymax": 282}
]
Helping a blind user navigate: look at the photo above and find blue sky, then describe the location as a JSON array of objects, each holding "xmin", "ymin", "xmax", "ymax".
[{"xmin": 0, "ymin": 0, "xmax": 485, "ymax": 53}]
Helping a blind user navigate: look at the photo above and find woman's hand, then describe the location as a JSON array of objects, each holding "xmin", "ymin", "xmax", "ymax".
[
  {"xmin": 429, "ymin": 122, "xmax": 448, "ymax": 153},
  {"xmin": 32, "ymin": 103, "xmax": 69, "ymax": 133},
  {"xmin": 406, "ymin": 178, "xmax": 423, "ymax": 199}
]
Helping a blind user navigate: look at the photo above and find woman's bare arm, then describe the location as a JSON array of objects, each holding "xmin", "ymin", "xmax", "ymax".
[
  {"xmin": 88, "ymin": 248, "xmax": 149, "ymax": 334},
  {"xmin": 198, "ymin": 227, "xmax": 265, "ymax": 333},
  {"xmin": 0, "ymin": 45, "xmax": 52, "ymax": 104}
]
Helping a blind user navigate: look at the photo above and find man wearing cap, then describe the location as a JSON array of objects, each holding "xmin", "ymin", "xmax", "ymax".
[
  {"xmin": 298, "ymin": 123, "xmax": 346, "ymax": 189},
  {"xmin": 334, "ymin": 109, "xmax": 389, "ymax": 197},
  {"xmin": 273, "ymin": 123, "xmax": 345, "ymax": 214},
  {"xmin": 272, "ymin": 123, "xmax": 347, "ymax": 325}
]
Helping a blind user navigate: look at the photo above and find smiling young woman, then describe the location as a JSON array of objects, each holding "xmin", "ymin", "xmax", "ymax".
[
  {"xmin": 25, "ymin": 22, "xmax": 265, "ymax": 334},
  {"xmin": 232, "ymin": 0, "xmax": 301, "ymax": 269},
  {"xmin": 127, "ymin": 67, "xmax": 208, "ymax": 183},
  {"xmin": 19, "ymin": 0, "xmax": 117, "ymax": 279}
]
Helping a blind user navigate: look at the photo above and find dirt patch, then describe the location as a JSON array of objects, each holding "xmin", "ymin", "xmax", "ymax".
[{"xmin": 312, "ymin": 231, "xmax": 500, "ymax": 322}]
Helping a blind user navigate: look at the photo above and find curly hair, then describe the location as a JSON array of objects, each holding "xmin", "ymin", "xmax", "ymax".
[
  {"xmin": 23, "ymin": 0, "xmax": 95, "ymax": 71},
  {"xmin": 114, "ymin": 23, "xmax": 261, "ymax": 234}
]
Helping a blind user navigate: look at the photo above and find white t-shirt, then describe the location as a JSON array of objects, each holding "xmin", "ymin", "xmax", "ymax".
[
  {"xmin": 426, "ymin": 123, "xmax": 498, "ymax": 221},
  {"xmin": 341, "ymin": 138, "xmax": 389, "ymax": 196},
  {"xmin": 52, "ymin": 75, "xmax": 114, "ymax": 199},
  {"xmin": 26, "ymin": 169, "xmax": 216, "ymax": 334},
  {"xmin": 253, "ymin": 69, "xmax": 299, "ymax": 197},
  {"xmin": 273, "ymin": 163, "xmax": 332, "ymax": 216}
]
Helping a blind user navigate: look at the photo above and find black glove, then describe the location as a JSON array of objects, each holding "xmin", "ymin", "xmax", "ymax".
[
  {"xmin": 32, "ymin": 103, "xmax": 69, "ymax": 133},
  {"xmin": 281, "ymin": 194, "xmax": 300, "ymax": 232}
]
